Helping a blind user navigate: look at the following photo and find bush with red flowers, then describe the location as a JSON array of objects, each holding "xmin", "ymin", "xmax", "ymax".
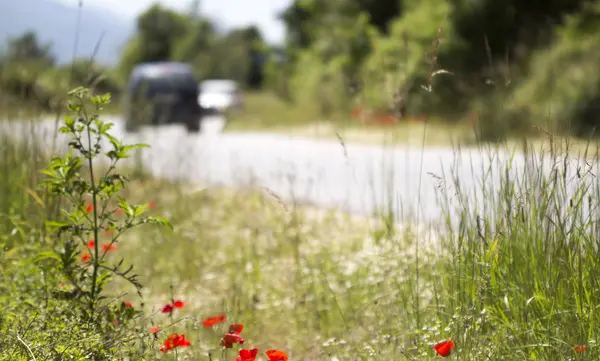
[{"xmin": 0, "ymin": 88, "xmax": 175, "ymax": 359}]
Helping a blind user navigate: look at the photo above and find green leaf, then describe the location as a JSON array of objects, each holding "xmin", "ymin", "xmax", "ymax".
[
  {"xmin": 145, "ymin": 216, "xmax": 173, "ymax": 230},
  {"xmin": 67, "ymin": 103, "xmax": 81, "ymax": 112},
  {"xmin": 34, "ymin": 251, "xmax": 62, "ymax": 263},
  {"xmin": 124, "ymin": 143, "xmax": 150, "ymax": 150},
  {"xmin": 59, "ymin": 126, "xmax": 72, "ymax": 134},
  {"xmin": 64, "ymin": 115, "xmax": 75, "ymax": 127},
  {"xmin": 45, "ymin": 221, "xmax": 70, "ymax": 230},
  {"xmin": 133, "ymin": 204, "xmax": 149, "ymax": 217},
  {"xmin": 99, "ymin": 122, "xmax": 115, "ymax": 134},
  {"xmin": 106, "ymin": 133, "xmax": 122, "ymax": 151},
  {"xmin": 40, "ymin": 169, "xmax": 58, "ymax": 178}
]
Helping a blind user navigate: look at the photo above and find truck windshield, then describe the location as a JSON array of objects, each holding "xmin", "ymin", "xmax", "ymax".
[{"xmin": 129, "ymin": 68, "xmax": 197, "ymax": 98}]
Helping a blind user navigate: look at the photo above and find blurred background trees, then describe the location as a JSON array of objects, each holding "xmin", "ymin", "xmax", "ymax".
[{"xmin": 1, "ymin": 0, "xmax": 600, "ymax": 140}]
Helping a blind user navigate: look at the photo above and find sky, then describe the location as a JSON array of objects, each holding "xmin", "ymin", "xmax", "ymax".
[{"xmin": 55, "ymin": 0, "xmax": 291, "ymax": 44}]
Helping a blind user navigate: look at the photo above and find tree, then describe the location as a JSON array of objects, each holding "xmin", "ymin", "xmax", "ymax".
[
  {"xmin": 171, "ymin": 17, "xmax": 216, "ymax": 78},
  {"xmin": 446, "ymin": 0, "xmax": 590, "ymax": 77},
  {"xmin": 279, "ymin": 0, "xmax": 401, "ymax": 50},
  {"xmin": 205, "ymin": 26, "xmax": 266, "ymax": 89},
  {"xmin": 118, "ymin": 4, "xmax": 191, "ymax": 79},
  {"xmin": 136, "ymin": 4, "xmax": 190, "ymax": 62},
  {"xmin": 6, "ymin": 31, "xmax": 55, "ymax": 65},
  {"xmin": 279, "ymin": 0, "xmax": 328, "ymax": 50},
  {"xmin": 117, "ymin": 4, "xmax": 266, "ymax": 88}
]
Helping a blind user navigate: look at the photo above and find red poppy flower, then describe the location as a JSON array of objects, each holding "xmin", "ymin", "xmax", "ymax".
[
  {"xmin": 173, "ymin": 300, "xmax": 185, "ymax": 309},
  {"xmin": 115, "ymin": 208, "xmax": 124, "ymax": 215},
  {"xmin": 433, "ymin": 340, "xmax": 455, "ymax": 357},
  {"xmin": 221, "ymin": 333, "xmax": 244, "ymax": 348},
  {"xmin": 266, "ymin": 350, "xmax": 288, "ymax": 361},
  {"xmin": 229, "ymin": 324, "xmax": 244, "ymax": 334},
  {"xmin": 235, "ymin": 348, "xmax": 258, "ymax": 361},
  {"xmin": 161, "ymin": 304, "xmax": 174, "ymax": 313},
  {"xmin": 177, "ymin": 334, "xmax": 192, "ymax": 347},
  {"xmin": 160, "ymin": 333, "xmax": 192, "ymax": 352},
  {"xmin": 575, "ymin": 344, "xmax": 586, "ymax": 353},
  {"xmin": 203, "ymin": 314, "xmax": 226, "ymax": 327},
  {"xmin": 80, "ymin": 253, "xmax": 91, "ymax": 262},
  {"xmin": 149, "ymin": 201, "xmax": 157, "ymax": 209},
  {"xmin": 123, "ymin": 301, "xmax": 133, "ymax": 309},
  {"xmin": 102, "ymin": 243, "xmax": 116, "ymax": 252},
  {"xmin": 150, "ymin": 326, "xmax": 160, "ymax": 333},
  {"xmin": 85, "ymin": 204, "xmax": 93, "ymax": 213},
  {"xmin": 87, "ymin": 240, "xmax": 95, "ymax": 248}
]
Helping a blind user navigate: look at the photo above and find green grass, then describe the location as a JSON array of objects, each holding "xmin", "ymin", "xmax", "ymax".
[
  {"xmin": 225, "ymin": 92, "xmax": 316, "ymax": 129},
  {"xmin": 225, "ymin": 92, "xmax": 600, "ymax": 154},
  {"xmin": 2, "ymin": 89, "xmax": 600, "ymax": 361},
  {"xmin": 106, "ymin": 139, "xmax": 600, "ymax": 361},
  {"xmin": 225, "ymin": 92, "xmax": 476, "ymax": 147}
]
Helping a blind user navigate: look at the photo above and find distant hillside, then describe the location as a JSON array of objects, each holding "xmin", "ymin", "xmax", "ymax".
[{"xmin": 0, "ymin": 0, "xmax": 134, "ymax": 65}]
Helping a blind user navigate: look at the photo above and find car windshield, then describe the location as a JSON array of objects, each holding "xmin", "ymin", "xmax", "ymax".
[
  {"xmin": 201, "ymin": 80, "xmax": 237, "ymax": 94},
  {"xmin": 129, "ymin": 64, "xmax": 198, "ymax": 96}
]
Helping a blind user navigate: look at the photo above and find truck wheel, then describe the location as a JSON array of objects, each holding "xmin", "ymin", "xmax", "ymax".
[{"xmin": 185, "ymin": 117, "xmax": 201, "ymax": 133}]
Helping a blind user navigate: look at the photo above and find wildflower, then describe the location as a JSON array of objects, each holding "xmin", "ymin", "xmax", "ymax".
[
  {"xmin": 220, "ymin": 323, "xmax": 244, "ymax": 347},
  {"xmin": 575, "ymin": 344, "xmax": 586, "ymax": 353},
  {"xmin": 161, "ymin": 304, "xmax": 174, "ymax": 313},
  {"xmin": 433, "ymin": 340, "xmax": 455, "ymax": 357},
  {"xmin": 235, "ymin": 348, "xmax": 258, "ymax": 361},
  {"xmin": 150, "ymin": 326, "xmax": 161, "ymax": 334},
  {"xmin": 115, "ymin": 208, "xmax": 124, "ymax": 215},
  {"xmin": 221, "ymin": 333, "xmax": 244, "ymax": 348},
  {"xmin": 102, "ymin": 243, "xmax": 116, "ymax": 252},
  {"xmin": 266, "ymin": 350, "xmax": 288, "ymax": 361},
  {"xmin": 160, "ymin": 333, "xmax": 192, "ymax": 352},
  {"xmin": 80, "ymin": 253, "xmax": 91, "ymax": 262},
  {"xmin": 87, "ymin": 240, "xmax": 95, "ymax": 248},
  {"xmin": 173, "ymin": 299, "xmax": 185, "ymax": 309},
  {"xmin": 85, "ymin": 204, "xmax": 93, "ymax": 213},
  {"xmin": 149, "ymin": 201, "xmax": 157, "ymax": 209},
  {"xmin": 203, "ymin": 314, "xmax": 226, "ymax": 327},
  {"xmin": 229, "ymin": 324, "xmax": 243, "ymax": 334},
  {"xmin": 123, "ymin": 301, "xmax": 133, "ymax": 309}
]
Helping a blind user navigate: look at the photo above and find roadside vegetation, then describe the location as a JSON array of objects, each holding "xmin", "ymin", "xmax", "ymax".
[
  {"xmin": 3, "ymin": 1, "xmax": 600, "ymax": 360},
  {"xmin": 2, "ymin": 83, "xmax": 600, "ymax": 360},
  {"xmin": 2, "ymin": 1, "xmax": 600, "ymax": 146}
]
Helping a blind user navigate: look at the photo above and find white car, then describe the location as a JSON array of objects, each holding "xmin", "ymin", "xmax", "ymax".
[{"xmin": 198, "ymin": 79, "xmax": 243, "ymax": 113}]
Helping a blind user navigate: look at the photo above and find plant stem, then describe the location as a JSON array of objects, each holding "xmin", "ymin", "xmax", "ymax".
[{"xmin": 87, "ymin": 110, "xmax": 100, "ymax": 314}]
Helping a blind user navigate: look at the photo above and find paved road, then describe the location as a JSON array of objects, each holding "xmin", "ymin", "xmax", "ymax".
[{"xmin": 4, "ymin": 115, "xmax": 596, "ymax": 227}]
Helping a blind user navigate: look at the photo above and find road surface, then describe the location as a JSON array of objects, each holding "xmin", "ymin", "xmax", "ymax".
[{"xmin": 3, "ymin": 115, "xmax": 597, "ymax": 228}]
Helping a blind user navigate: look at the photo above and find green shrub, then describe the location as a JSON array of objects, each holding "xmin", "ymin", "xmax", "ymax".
[
  {"xmin": 360, "ymin": 0, "xmax": 453, "ymax": 115},
  {"xmin": 288, "ymin": 12, "xmax": 375, "ymax": 122},
  {"xmin": 0, "ymin": 87, "xmax": 170, "ymax": 359},
  {"xmin": 497, "ymin": 2, "xmax": 600, "ymax": 137}
]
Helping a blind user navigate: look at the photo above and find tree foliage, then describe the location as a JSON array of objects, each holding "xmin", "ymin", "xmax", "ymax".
[
  {"xmin": 117, "ymin": 5, "xmax": 268, "ymax": 89},
  {"xmin": 275, "ymin": 0, "xmax": 600, "ymax": 137},
  {"xmin": 2, "ymin": 0, "xmax": 600, "ymax": 138}
]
